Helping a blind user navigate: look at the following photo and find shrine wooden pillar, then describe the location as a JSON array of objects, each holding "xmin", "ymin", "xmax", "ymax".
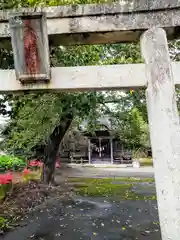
[
  {"xmin": 110, "ymin": 137, "xmax": 113, "ymax": 164},
  {"xmin": 99, "ymin": 137, "xmax": 102, "ymax": 158},
  {"xmin": 88, "ymin": 139, "xmax": 91, "ymax": 164}
]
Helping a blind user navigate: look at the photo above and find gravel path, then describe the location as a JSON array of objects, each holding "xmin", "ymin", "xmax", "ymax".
[{"xmin": 61, "ymin": 166, "xmax": 154, "ymax": 179}]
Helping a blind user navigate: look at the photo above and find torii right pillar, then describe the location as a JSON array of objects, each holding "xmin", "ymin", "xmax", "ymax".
[{"xmin": 141, "ymin": 27, "xmax": 180, "ymax": 240}]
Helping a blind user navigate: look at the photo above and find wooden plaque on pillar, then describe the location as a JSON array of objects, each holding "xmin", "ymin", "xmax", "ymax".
[{"xmin": 9, "ymin": 13, "xmax": 50, "ymax": 83}]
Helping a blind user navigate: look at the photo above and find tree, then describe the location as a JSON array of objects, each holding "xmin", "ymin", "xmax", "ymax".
[
  {"xmin": 1, "ymin": 0, "xmax": 180, "ymax": 184},
  {"xmin": 0, "ymin": 43, "xmax": 113, "ymax": 184},
  {"xmin": 111, "ymin": 105, "xmax": 149, "ymax": 149},
  {"xmin": 0, "ymin": 42, "xmax": 143, "ymax": 184}
]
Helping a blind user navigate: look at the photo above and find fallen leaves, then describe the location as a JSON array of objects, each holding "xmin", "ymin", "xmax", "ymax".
[{"xmin": 0, "ymin": 180, "xmax": 69, "ymax": 235}]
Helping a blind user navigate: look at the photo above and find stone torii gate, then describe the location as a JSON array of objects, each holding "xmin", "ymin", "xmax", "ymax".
[{"xmin": 0, "ymin": 1, "xmax": 180, "ymax": 239}]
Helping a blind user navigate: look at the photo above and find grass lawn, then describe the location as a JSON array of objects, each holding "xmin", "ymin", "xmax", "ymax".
[
  {"xmin": 139, "ymin": 158, "xmax": 153, "ymax": 166},
  {"xmin": 68, "ymin": 177, "xmax": 155, "ymax": 183},
  {"xmin": 68, "ymin": 177, "xmax": 156, "ymax": 200}
]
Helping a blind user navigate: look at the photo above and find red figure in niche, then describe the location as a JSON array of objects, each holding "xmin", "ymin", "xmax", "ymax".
[{"xmin": 23, "ymin": 19, "xmax": 40, "ymax": 75}]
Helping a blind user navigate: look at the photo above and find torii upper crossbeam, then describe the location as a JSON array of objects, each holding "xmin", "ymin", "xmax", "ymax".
[{"xmin": 0, "ymin": 0, "xmax": 180, "ymax": 47}]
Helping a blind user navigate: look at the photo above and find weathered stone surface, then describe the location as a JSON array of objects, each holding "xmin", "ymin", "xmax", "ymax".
[
  {"xmin": 0, "ymin": 62, "xmax": 180, "ymax": 92},
  {"xmin": 0, "ymin": 64, "xmax": 146, "ymax": 92},
  {"xmin": 141, "ymin": 27, "xmax": 180, "ymax": 240},
  {"xmin": 0, "ymin": 0, "xmax": 179, "ymax": 20},
  {"xmin": 0, "ymin": 0, "xmax": 180, "ymax": 46}
]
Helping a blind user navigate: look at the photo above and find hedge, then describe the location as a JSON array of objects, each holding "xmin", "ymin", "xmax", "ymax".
[{"xmin": 0, "ymin": 155, "xmax": 26, "ymax": 172}]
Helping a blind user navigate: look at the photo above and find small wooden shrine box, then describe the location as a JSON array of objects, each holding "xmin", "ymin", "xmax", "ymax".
[{"xmin": 9, "ymin": 13, "xmax": 50, "ymax": 83}]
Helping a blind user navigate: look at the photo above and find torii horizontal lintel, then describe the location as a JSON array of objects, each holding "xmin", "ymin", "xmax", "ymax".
[{"xmin": 0, "ymin": 62, "xmax": 179, "ymax": 93}]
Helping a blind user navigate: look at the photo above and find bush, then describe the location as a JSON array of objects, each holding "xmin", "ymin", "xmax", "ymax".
[{"xmin": 0, "ymin": 155, "xmax": 26, "ymax": 172}]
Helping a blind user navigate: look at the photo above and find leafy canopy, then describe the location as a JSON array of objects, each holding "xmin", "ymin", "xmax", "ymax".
[{"xmin": 2, "ymin": 0, "xmax": 179, "ymax": 156}]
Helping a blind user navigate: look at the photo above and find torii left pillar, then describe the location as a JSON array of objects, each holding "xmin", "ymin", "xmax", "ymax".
[{"xmin": 141, "ymin": 27, "xmax": 180, "ymax": 240}]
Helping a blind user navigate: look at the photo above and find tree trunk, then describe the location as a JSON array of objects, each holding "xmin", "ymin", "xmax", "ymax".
[{"xmin": 42, "ymin": 113, "xmax": 73, "ymax": 184}]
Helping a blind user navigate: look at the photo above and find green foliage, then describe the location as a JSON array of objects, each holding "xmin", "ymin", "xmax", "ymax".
[
  {"xmin": 1, "ymin": 0, "xmax": 180, "ymax": 157},
  {"xmin": 0, "ymin": 217, "xmax": 10, "ymax": 231},
  {"xmin": 0, "ymin": 216, "xmax": 15, "ymax": 233},
  {"xmin": 139, "ymin": 158, "xmax": 153, "ymax": 167},
  {"xmin": 22, "ymin": 171, "xmax": 41, "ymax": 183},
  {"xmin": 110, "ymin": 102, "xmax": 149, "ymax": 149},
  {"xmin": 0, "ymin": 0, "xmax": 145, "ymax": 154},
  {"xmin": 0, "ymin": 155, "xmax": 26, "ymax": 172},
  {"xmin": 0, "ymin": 182, "xmax": 12, "ymax": 200},
  {"xmin": 1, "ymin": 41, "xmax": 144, "ymax": 155},
  {"xmin": 0, "ymin": 0, "xmax": 115, "ymax": 9}
]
